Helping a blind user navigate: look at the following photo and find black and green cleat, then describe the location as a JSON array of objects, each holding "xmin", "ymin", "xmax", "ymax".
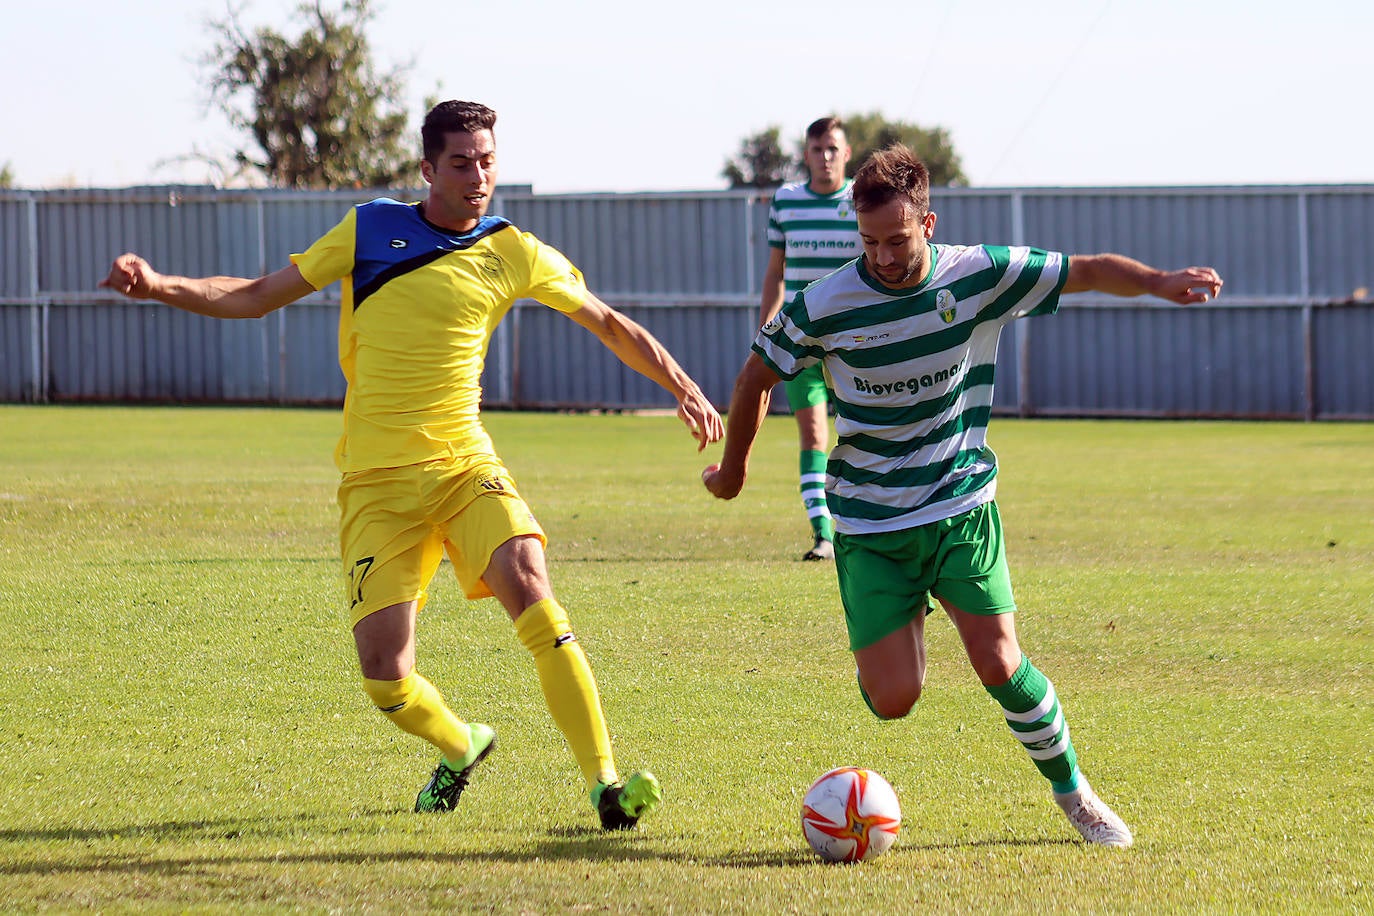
[
  {"xmin": 414, "ymin": 723, "xmax": 496, "ymax": 813},
  {"xmin": 593, "ymin": 770, "xmax": 661, "ymax": 830}
]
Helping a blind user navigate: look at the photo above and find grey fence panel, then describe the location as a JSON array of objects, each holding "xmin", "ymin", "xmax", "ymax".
[
  {"xmin": 45, "ymin": 303, "xmax": 221, "ymax": 402},
  {"xmin": 213, "ymin": 198, "xmax": 266, "ymax": 279},
  {"xmin": 991, "ymin": 321, "xmax": 1023, "ymax": 413},
  {"xmin": 500, "ymin": 192, "xmax": 758, "ymax": 296},
  {"xmin": 1305, "ymin": 190, "xmax": 1374, "ymax": 301},
  {"xmin": 3, "ymin": 185, "xmax": 1373, "ymax": 417},
  {"xmin": 930, "ymin": 190, "xmax": 1016, "ymax": 246},
  {"xmin": 218, "ymin": 316, "xmax": 276, "ymax": 402},
  {"xmin": 508, "ymin": 301, "xmax": 756, "ymax": 409},
  {"xmin": 0, "ymin": 304, "xmax": 40, "ymax": 401},
  {"xmin": 1023, "ymin": 190, "xmax": 1301, "ymax": 299},
  {"xmin": 281, "ymin": 303, "xmax": 346, "ymax": 403},
  {"xmin": 1026, "ymin": 303, "xmax": 1306, "ymax": 418},
  {"xmin": 1313, "ymin": 303, "xmax": 1374, "ymax": 419},
  {"xmin": 0, "ymin": 197, "xmax": 34, "ymax": 298},
  {"xmin": 36, "ymin": 188, "xmax": 226, "ymax": 295}
]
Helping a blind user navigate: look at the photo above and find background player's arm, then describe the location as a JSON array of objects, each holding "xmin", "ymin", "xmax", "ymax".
[
  {"xmin": 564, "ymin": 293, "xmax": 724, "ymax": 450},
  {"xmin": 1063, "ymin": 254, "xmax": 1223, "ymax": 304},
  {"xmin": 702, "ymin": 352, "xmax": 781, "ymax": 500},
  {"xmin": 758, "ymin": 246, "xmax": 787, "ymax": 327},
  {"xmin": 100, "ymin": 253, "xmax": 316, "ymax": 318}
]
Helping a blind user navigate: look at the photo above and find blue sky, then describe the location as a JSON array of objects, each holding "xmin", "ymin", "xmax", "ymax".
[{"xmin": 3, "ymin": 0, "xmax": 1370, "ymax": 191}]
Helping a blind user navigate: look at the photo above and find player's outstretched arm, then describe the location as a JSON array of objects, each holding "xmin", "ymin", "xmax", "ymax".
[
  {"xmin": 758, "ymin": 247, "xmax": 787, "ymax": 328},
  {"xmin": 565, "ymin": 293, "xmax": 724, "ymax": 451},
  {"xmin": 702, "ymin": 353, "xmax": 780, "ymax": 500},
  {"xmin": 1063, "ymin": 254, "xmax": 1223, "ymax": 304},
  {"xmin": 99, "ymin": 253, "xmax": 316, "ymax": 319}
]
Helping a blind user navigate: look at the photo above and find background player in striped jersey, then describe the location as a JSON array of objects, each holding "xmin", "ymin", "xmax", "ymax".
[
  {"xmin": 101, "ymin": 100, "xmax": 724, "ymax": 831},
  {"xmin": 759, "ymin": 117, "xmax": 861, "ymax": 560},
  {"xmin": 705, "ymin": 144, "xmax": 1222, "ymax": 847}
]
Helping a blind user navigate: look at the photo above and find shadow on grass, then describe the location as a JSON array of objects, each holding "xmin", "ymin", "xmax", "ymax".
[{"xmin": 0, "ymin": 813, "xmax": 1073, "ymax": 875}]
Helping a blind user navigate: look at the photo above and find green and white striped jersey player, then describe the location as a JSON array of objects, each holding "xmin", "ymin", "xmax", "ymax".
[
  {"xmin": 759, "ymin": 116, "xmax": 859, "ymax": 562},
  {"xmin": 766, "ymin": 179, "xmax": 860, "ymax": 305},
  {"xmin": 706, "ymin": 144, "xmax": 1222, "ymax": 848},
  {"xmin": 757, "ymin": 242, "xmax": 1062, "ymax": 534}
]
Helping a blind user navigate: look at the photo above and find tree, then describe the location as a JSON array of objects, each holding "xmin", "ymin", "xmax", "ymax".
[
  {"xmin": 839, "ymin": 111, "xmax": 967, "ymax": 186},
  {"xmin": 725, "ymin": 112, "xmax": 968, "ymax": 188},
  {"xmin": 722, "ymin": 126, "xmax": 796, "ymax": 188},
  {"xmin": 202, "ymin": 0, "xmax": 414, "ymax": 189},
  {"xmin": 0, "ymin": 162, "xmax": 13, "ymax": 189}
]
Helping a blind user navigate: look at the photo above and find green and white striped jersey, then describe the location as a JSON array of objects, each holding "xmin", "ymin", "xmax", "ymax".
[
  {"xmin": 753, "ymin": 243, "xmax": 1068, "ymax": 534},
  {"xmin": 766, "ymin": 180, "xmax": 860, "ymax": 304}
]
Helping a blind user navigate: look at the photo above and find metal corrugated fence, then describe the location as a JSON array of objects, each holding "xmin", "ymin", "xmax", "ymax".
[{"xmin": 1, "ymin": 185, "xmax": 1371, "ymax": 418}]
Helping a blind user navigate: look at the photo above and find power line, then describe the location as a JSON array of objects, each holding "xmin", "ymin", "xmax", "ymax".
[{"xmin": 984, "ymin": 0, "xmax": 1114, "ymax": 182}]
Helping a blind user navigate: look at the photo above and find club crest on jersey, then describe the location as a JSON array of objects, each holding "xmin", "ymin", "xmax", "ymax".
[
  {"xmin": 836, "ymin": 201, "xmax": 853, "ymax": 219},
  {"xmin": 937, "ymin": 289, "xmax": 957, "ymax": 323},
  {"xmin": 475, "ymin": 474, "xmax": 506, "ymax": 493}
]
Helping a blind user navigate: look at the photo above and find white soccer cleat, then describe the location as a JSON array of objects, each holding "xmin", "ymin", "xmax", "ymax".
[{"xmin": 1053, "ymin": 778, "xmax": 1134, "ymax": 848}]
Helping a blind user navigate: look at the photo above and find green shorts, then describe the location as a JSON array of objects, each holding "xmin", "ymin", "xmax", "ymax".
[
  {"xmin": 784, "ymin": 362, "xmax": 829, "ymax": 411},
  {"xmin": 835, "ymin": 501, "xmax": 1016, "ymax": 651}
]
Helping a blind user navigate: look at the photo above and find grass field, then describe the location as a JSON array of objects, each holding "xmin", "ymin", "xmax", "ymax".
[{"xmin": 0, "ymin": 406, "xmax": 1370, "ymax": 913}]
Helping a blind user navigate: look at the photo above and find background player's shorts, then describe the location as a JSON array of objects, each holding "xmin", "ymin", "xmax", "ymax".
[
  {"xmin": 784, "ymin": 362, "xmax": 829, "ymax": 411},
  {"xmin": 338, "ymin": 456, "xmax": 546, "ymax": 626},
  {"xmin": 835, "ymin": 501, "xmax": 1016, "ymax": 650}
]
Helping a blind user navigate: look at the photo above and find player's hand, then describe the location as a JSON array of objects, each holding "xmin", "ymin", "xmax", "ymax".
[
  {"xmin": 99, "ymin": 253, "xmax": 161, "ymax": 299},
  {"xmin": 677, "ymin": 390, "xmax": 724, "ymax": 452},
  {"xmin": 701, "ymin": 462, "xmax": 744, "ymax": 500},
  {"xmin": 1156, "ymin": 266, "xmax": 1223, "ymax": 305}
]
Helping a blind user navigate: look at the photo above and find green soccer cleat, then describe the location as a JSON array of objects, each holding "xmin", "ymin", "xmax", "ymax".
[
  {"xmin": 414, "ymin": 723, "xmax": 496, "ymax": 813},
  {"xmin": 593, "ymin": 770, "xmax": 661, "ymax": 830}
]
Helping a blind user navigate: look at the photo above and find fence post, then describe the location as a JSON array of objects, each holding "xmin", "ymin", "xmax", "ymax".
[{"xmin": 1010, "ymin": 191, "xmax": 1034, "ymax": 417}]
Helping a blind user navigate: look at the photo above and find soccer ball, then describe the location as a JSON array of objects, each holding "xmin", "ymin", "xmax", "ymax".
[{"xmin": 800, "ymin": 766, "xmax": 902, "ymax": 863}]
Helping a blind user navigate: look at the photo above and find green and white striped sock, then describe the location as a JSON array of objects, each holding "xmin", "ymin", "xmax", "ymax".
[
  {"xmin": 800, "ymin": 449, "xmax": 833, "ymax": 541},
  {"xmin": 985, "ymin": 655, "xmax": 1081, "ymax": 794}
]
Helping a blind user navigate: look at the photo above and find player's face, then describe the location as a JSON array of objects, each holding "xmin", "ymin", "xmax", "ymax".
[
  {"xmin": 804, "ymin": 129, "xmax": 850, "ymax": 194},
  {"xmin": 420, "ymin": 129, "xmax": 498, "ymax": 231},
  {"xmin": 858, "ymin": 198, "xmax": 937, "ymax": 290}
]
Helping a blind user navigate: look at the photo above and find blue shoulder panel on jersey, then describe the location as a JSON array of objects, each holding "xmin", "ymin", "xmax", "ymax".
[{"xmin": 352, "ymin": 199, "xmax": 511, "ymax": 309}]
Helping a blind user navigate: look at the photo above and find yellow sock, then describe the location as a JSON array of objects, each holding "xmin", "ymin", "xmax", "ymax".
[
  {"xmin": 515, "ymin": 598, "xmax": 617, "ymax": 789},
  {"xmin": 362, "ymin": 671, "xmax": 472, "ymax": 766}
]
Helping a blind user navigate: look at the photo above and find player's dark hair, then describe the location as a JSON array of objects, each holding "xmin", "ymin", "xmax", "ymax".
[
  {"xmin": 805, "ymin": 116, "xmax": 844, "ymax": 140},
  {"xmin": 422, "ymin": 101, "xmax": 498, "ymax": 163},
  {"xmin": 852, "ymin": 144, "xmax": 930, "ymax": 214}
]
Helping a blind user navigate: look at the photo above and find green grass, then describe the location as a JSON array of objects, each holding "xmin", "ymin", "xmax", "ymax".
[{"xmin": 0, "ymin": 407, "xmax": 1370, "ymax": 913}]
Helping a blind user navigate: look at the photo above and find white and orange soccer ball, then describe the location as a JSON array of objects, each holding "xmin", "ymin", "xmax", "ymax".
[{"xmin": 800, "ymin": 766, "xmax": 902, "ymax": 863}]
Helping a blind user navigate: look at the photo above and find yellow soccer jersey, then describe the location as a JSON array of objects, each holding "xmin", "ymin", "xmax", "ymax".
[{"xmin": 291, "ymin": 199, "xmax": 588, "ymax": 472}]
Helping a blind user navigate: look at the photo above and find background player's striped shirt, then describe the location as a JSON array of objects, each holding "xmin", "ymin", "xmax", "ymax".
[
  {"xmin": 766, "ymin": 180, "xmax": 861, "ymax": 304},
  {"xmin": 753, "ymin": 243, "xmax": 1068, "ymax": 535}
]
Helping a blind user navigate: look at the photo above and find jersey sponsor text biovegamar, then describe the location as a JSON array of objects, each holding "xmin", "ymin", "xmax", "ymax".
[{"xmin": 851, "ymin": 362, "xmax": 964, "ymax": 398}]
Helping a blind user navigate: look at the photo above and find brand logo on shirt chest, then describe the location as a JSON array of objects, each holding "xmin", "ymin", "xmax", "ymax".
[{"xmin": 852, "ymin": 361, "xmax": 963, "ymax": 398}]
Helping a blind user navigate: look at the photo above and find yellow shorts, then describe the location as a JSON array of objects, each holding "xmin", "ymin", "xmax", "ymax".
[{"xmin": 337, "ymin": 456, "xmax": 546, "ymax": 626}]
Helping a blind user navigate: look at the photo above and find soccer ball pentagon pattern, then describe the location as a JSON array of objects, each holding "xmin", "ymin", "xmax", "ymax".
[{"xmin": 800, "ymin": 767, "xmax": 902, "ymax": 863}]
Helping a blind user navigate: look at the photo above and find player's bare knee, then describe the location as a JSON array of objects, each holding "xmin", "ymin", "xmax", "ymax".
[
  {"xmin": 865, "ymin": 680, "xmax": 920, "ymax": 720},
  {"xmin": 871, "ymin": 693, "xmax": 917, "ymax": 720}
]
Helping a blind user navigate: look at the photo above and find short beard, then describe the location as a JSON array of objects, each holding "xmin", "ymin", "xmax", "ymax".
[{"xmin": 865, "ymin": 254, "xmax": 919, "ymax": 286}]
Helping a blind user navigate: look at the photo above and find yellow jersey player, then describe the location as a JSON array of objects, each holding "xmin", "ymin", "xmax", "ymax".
[{"xmin": 100, "ymin": 100, "xmax": 724, "ymax": 830}]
